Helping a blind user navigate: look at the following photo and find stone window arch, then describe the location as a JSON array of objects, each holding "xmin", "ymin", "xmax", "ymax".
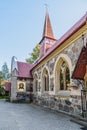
[
  {"xmin": 33, "ymin": 73, "xmax": 38, "ymax": 93},
  {"xmin": 41, "ymin": 68, "xmax": 49, "ymax": 92},
  {"xmin": 54, "ymin": 54, "xmax": 72, "ymax": 94}
]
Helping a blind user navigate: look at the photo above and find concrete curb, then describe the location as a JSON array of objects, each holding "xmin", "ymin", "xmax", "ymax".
[
  {"xmin": 70, "ymin": 115, "xmax": 87, "ymax": 127},
  {"xmin": 71, "ymin": 118, "xmax": 87, "ymax": 127}
]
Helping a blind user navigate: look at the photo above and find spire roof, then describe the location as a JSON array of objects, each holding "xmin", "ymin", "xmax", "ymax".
[{"xmin": 42, "ymin": 10, "xmax": 55, "ymax": 39}]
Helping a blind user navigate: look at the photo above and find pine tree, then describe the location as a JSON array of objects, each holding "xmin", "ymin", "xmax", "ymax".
[{"xmin": 2, "ymin": 62, "xmax": 10, "ymax": 80}]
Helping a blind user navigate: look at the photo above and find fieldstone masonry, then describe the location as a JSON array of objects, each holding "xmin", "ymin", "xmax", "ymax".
[
  {"xmin": 33, "ymin": 37, "xmax": 84, "ymax": 115},
  {"xmin": 33, "ymin": 94, "xmax": 82, "ymax": 114}
]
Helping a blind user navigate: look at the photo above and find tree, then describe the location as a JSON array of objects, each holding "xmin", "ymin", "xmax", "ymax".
[
  {"xmin": 0, "ymin": 71, "xmax": 3, "ymax": 87},
  {"xmin": 0, "ymin": 71, "xmax": 5, "ymax": 96},
  {"xmin": 0, "ymin": 86, "xmax": 5, "ymax": 96},
  {"xmin": 2, "ymin": 62, "xmax": 10, "ymax": 80},
  {"xmin": 26, "ymin": 44, "xmax": 40, "ymax": 64}
]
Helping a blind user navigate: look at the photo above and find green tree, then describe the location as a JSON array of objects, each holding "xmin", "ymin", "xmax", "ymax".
[
  {"xmin": 0, "ymin": 71, "xmax": 5, "ymax": 96},
  {"xmin": 0, "ymin": 71, "xmax": 3, "ymax": 87},
  {"xmin": 0, "ymin": 86, "xmax": 5, "ymax": 96},
  {"xmin": 26, "ymin": 44, "xmax": 40, "ymax": 64},
  {"xmin": 2, "ymin": 62, "xmax": 10, "ymax": 80}
]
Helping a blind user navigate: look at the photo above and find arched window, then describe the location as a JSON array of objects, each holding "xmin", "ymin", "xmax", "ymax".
[
  {"xmin": 42, "ymin": 68, "xmax": 49, "ymax": 92},
  {"xmin": 34, "ymin": 74, "xmax": 38, "ymax": 92},
  {"xmin": 60, "ymin": 61, "xmax": 70, "ymax": 90},
  {"xmin": 54, "ymin": 54, "xmax": 72, "ymax": 93}
]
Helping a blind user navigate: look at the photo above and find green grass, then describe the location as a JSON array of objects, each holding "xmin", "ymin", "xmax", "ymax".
[{"xmin": 0, "ymin": 95, "xmax": 9, "ymax": 99}]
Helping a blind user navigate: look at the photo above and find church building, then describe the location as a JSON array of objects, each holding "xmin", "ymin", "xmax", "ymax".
[{"xmin": 11, "ymin": 10, "xmax": 87, "ymax": 115}]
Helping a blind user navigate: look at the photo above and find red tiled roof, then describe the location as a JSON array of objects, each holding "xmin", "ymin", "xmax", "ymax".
[
  {"xmin": 31, "ymin": 12, "xmax": 87, "ymax": 70},
  {"xmin": 17, "ymin": 62, "xmax": 33, "ymax": 78},
  {"xmin": 72, "ymin": 47, "xmax": 87, "ymax": 80},
  {"xmin": 5, "ymin": 82, "xmax": 11, "ymax": 91}
]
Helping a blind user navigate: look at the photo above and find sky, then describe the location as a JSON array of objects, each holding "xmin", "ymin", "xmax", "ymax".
[{"xmin": 0, "ymin": 0, "xmax": 87, "ymax": 71}]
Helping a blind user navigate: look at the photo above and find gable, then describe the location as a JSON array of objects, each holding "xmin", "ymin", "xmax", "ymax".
[{"xmin": 72, "ymin": 46, "xmax": 87, "ymax": 80}]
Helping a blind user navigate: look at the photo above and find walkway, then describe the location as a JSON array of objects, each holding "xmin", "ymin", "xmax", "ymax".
[{"xmin": 0, "ymin": 100, "xmax": 82, "ymax": 130}]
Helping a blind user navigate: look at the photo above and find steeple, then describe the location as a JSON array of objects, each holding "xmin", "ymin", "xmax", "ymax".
[
  {"xmin": 39, "ymin": 9, "xmax": 56, "ymax": 58},
  {"xmin": 42, "ymin": 9, "xmax": 55, "ymax": 39}
]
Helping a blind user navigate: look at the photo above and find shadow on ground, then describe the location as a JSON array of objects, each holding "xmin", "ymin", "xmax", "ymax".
[{"xmin": 80, "ymin": 127, "xmax": 87, "ymax": 130}]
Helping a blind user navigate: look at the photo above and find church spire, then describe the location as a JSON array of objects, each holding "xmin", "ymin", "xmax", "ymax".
[
  {"xmin": 39, "ymin": 8, "xmax": 56, "ymax": 58},
  {"xmin": 42, "ymin": 8, "xmax": 55, "ymax": 39}
]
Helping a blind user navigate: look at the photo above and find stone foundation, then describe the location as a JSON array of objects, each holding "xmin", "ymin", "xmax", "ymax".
[{"xmin": 33, "ymin": 94, "xmax": 81, "ymax": 115}]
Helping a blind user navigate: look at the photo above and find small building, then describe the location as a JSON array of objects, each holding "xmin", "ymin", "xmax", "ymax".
[{"xmin": 11, "ymin": 56, "xmax": 33, "ymax": 102}]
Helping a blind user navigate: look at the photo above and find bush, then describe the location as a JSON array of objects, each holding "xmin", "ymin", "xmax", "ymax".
[{"xmin": 0, "ymin": 86, "xmax": 5, "ymax": 96}]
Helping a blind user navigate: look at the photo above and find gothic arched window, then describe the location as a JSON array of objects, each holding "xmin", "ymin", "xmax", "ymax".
[
  {"xmin": 34, "ymin": 74, "xmax": 38, "ymax": 92},
  {"xmin": 60, "ymin": 61, "xmax": 70, "ymax": 90},
  {"xmin": 42, "ymin": 68, "xmax": 49, "ymax": 92}
]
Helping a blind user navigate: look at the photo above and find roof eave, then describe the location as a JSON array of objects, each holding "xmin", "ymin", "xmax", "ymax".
[{"xmin": 17, "ymin": 76, "xmax": 33, "ymax": 79}]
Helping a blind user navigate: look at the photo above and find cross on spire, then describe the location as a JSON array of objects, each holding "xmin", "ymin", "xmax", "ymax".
[{"xmin": 44, "ymin": 3, "xmax": 48, "ymax": 12}]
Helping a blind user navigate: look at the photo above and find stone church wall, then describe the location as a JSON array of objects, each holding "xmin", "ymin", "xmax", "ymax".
[{"xmin": 33, "ymin": 36, "xmax": 84, "ymax": 115}]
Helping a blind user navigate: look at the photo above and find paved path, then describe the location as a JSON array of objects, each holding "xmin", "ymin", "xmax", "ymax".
[{"xmin": 0, "ymin": 100, "xmax": 82, "ymax": 130}]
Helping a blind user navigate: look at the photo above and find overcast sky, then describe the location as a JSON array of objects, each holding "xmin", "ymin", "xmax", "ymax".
[{"xmin": 0, "ymin": 0, "xmax": 87, "ymax": 71}]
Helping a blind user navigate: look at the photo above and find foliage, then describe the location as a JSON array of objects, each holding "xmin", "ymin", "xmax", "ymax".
[
  {"xmin": 26, "ymin": 44, "xmax": 40, "ymax": 64},
  {"xmin": 0, "ymin": 63, "xmax": 10, "ymax": 97},
  {"xmin": 2, "ymin": 62, "xmax": 10, "ymax": 80},
  {"xmin": 0, "ymin": 71, "xmax": 3, "ymax": 80},
  {"xmin": 0, "ymin": 86, "xmax": 5, "ymax": 96},
  {"xmin": 0, "ymin": 71, "xmax": 4, "ymax": 87}
]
